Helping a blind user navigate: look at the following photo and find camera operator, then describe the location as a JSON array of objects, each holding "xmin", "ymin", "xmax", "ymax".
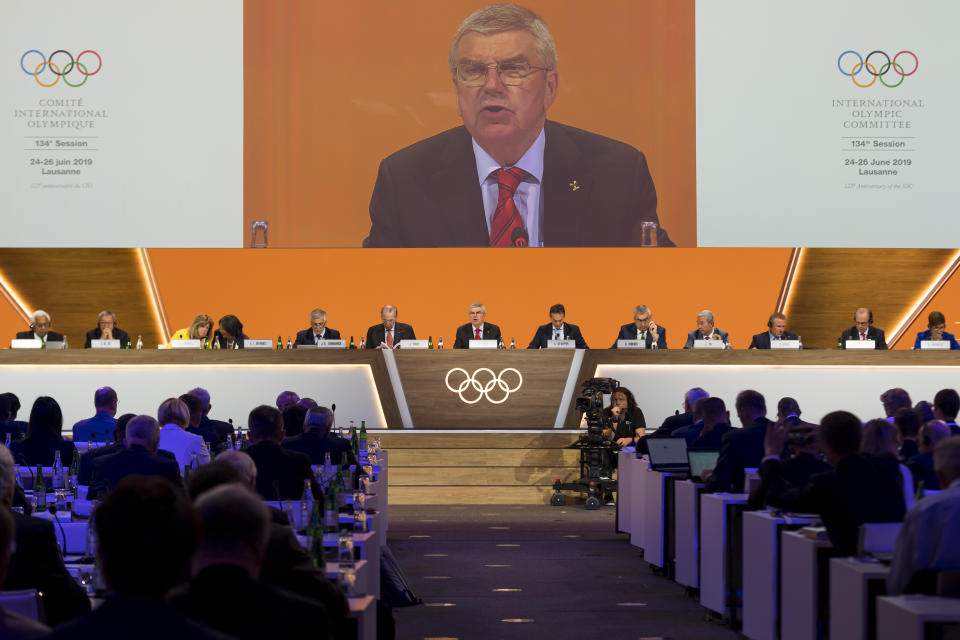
[{"xmin": 602, "ymin": 387, "xmax": 646, "ymax": 447}]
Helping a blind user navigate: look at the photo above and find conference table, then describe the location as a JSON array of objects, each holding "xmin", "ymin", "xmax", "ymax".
[{"xmin": 1, "ymin": 349, "xmax": 957, "ymax": 431}]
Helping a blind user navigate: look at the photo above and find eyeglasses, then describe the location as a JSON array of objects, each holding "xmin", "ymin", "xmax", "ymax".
[{"xmin": 454, "ymin": 60, "xmax": 549, "ymax": 86}]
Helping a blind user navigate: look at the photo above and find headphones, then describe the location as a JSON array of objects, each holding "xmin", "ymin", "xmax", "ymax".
[{"xmin": 854, "ymin": 309, "xmax": 874, "ymax": 325}]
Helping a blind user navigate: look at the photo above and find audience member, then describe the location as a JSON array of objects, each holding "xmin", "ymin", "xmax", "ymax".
[
  {"xmin": 71, "ymin": 386, "xmax": 118, "ymax": 443},
  {"xmin": 775, "ymin": 397, "xmax": 817, "ymax": 429},
  {"xmin": 0, "ymin": 393, "xmax": 27, "ymax": 441},
  {"xmin": 933, "ymin": 388, "xmax": 960, "ymax": 435},
  {"xmin": 78, "ymin": 413, "xmax": 135, "ymax": 486},
  {"xmin": 169, "ymin": 484, "xmax": 330, "ymax": 639},
  {"xmin": 635, "ymin": 387, "xmax": 708, "ymax": 454},
  {"xmin": 9, "ymin": 396, "xmax": 76, "ymax": 468},
  {"xmin": 45, "ymin": 476, "xmax": 228, "ymax": 639},
  {"xmin": 90, "ymin": 415, "xmax": 182, "ymax": 499},
  {"xmin": 887, "ymin": 436, "xmax": 960, "ymax": 595},
  {"xmin": 157, "ymin": 397, "xmax": 210, "ymax": 470},
  {"xmin": 907, "ymin": 420, "xmax": 952, "ymax": 491},
  {"xmin": 276, "ymin": 391, "xmax": 300, "ymax": 412},
  {"xmin": 189, "ymin": 387, "xmax": 234, "ymax": 442},
  {"xmin": 0, "ymin": 444, "xmax": 90, "ymax": 627},
  {"xmin": 748, "ymin": 417, "xmax": 829, "ymax": 510},
  {"xmin": 283, "ymin": 406, "xmax": 355, "ymax": 466},
  {"xmin": 862, "ymin": 419, "xmax": 914, "ymax": 510},
  {"xmin": 281, "ymin": 404, "xmax": 307, "ymax": 439},
  {"xmin": 0, "ymin": 506, "xmax": 50, "ymax": 638},
  {"xmin": 245, "ymin": 405, "xmax": 316, "ymax": 501},
  {"xmin": 914, "ymin": 400, "xmax": 934, "ymax": 424},
  {"xmin": 759, "ymin": 410, "xmax": 906, "ymax": 556},
  {"xmin": 677, "ymin": 397, "xmax": 734, "ymax": 449},
  {"xmin": 180, "ymin": 393, "xmax": 220, "ymax": 451},
  {"xmin": 704, "ymin": 390, "xmax": 771, "ymax": 493},
  {"xmin": 297, "ymin": 397, "xmax": 319, "ymax": 411},
  {"xmin": 880, "ymin": 388, "xmax": 912, "ymax": 423},
  {"xmin": 602, "ymin": 387, "xmax": 646, "ymax": 446},
  {"xmin": 670, "ymin": 396, "xmax": 707, "ymax": 446},
  {"xmin": 894, "ymin": 407, "xmax": 921, "ymax": 462}
]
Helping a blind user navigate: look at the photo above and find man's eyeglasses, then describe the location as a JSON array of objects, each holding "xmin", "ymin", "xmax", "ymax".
[{"xmin": 454, "ymin": 60, "xmax": 549, "ymax": 86}]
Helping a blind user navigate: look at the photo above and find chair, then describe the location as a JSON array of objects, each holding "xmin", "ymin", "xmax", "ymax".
[{"xmin": 0, "ymin": 588, "xmax": 43, "ymax": 622}]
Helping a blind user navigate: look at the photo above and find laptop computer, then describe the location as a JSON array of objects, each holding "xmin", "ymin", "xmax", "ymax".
[
  {"xmin": 646, "ymin": 437, "xmax": 690, "ymax": 472},
  {"xmin": 687, "ymin": 449, "xmax": 720, "ymax": 479}
]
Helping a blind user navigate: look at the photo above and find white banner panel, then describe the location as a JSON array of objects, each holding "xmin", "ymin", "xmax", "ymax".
[
  {"xmin": 0, "ymin": 363, "xmax": 386, "ymax": 432},
  {"xmin": 697, "ymin": 0, "xmax": 956, "ymax": 247},
  {"xmin": 0, "ymin": 0, "xmax": 242, "ymax": 247}
]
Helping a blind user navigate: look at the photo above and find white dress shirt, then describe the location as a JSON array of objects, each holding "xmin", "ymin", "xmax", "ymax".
[{"xmin": 158, "ymin": 423, "xmax": 209, "ymax": 470}]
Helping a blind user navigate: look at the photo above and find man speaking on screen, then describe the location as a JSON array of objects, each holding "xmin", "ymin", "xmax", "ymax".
[{"xmin": 363, "ymin": 3, "xmax": 670, "ymax": 248}]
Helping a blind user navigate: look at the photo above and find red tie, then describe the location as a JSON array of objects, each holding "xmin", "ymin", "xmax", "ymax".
[
  {"xmin": 386, "ymin": 330, "xmax": 393, "ymax": 348},
  {"xmin": 861, "ymin": 332, "xmax": 866, "ymax": 340},
  {"xmin": 489, "ymin": 168, "xmax": 527, "ymax": 247},
  {"xmin": 474, "ymin": 328, "xmax": 481, "ymax": 340}
]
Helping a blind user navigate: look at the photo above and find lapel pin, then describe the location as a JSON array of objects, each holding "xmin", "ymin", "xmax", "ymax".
[{"xmin": 569, "ymin": 180, "xmax": 580, "ymax": 192}]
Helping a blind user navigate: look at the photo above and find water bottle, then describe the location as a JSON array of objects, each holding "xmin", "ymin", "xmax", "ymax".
[
  {"xmin": 359, "ymin": 337, "xmax": 366, "ymax": 349},
  {"xmin": 438, "ymin": 336, "xmax": 444, "ymax": 350},
  {"xmin": 276, "ymin": 335, "xmax": 283, "ymax": 350},
  {"xmin": 52, "ymin": 450, "xmax": 64, "ymax": 490},
  {"xmin": 301, "ymin": 479, "xmax": 313, "ymax": 528},
  {"xmin": 428, "ymin": 335, "xmax": 434, "ymax": 349},
  {"xmin": 136, "ymin": 334, "xmax": 143, "ymax": 350},
  {"xmin": 286, "ymin": 336, "xmax": 293, "ymax": 350},
  {"xmin": 509, "ymin": 336, "xmax": 516, "ymax": 349},
  {"xmin": 33, "ymin": 465, "xmax": 46, "ymax": 508}
]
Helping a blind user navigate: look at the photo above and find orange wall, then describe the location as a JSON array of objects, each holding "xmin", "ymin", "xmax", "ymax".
[
  {"xmin": 243, "ymin": 0, "xmax": 696, "ymax": 248},
  {"xmin": 895, "ymin": 268, "xmax": 960, "ymax": 350},
  {"xmin": 148, "ymin": 248, "xmax": 790, "ymax": 349}
]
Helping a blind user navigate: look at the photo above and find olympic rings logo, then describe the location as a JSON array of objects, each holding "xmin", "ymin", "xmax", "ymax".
[
  {"xmin": 20, "ymin": 50, "xmax": 102, "ymax": 88},
  {"xmin": 445, "ymin": 367, "xmax": 523, "ymax": 404},
  {"xmin": 837, "ymin": 50, "xmax": 917, "ymax": 88}
]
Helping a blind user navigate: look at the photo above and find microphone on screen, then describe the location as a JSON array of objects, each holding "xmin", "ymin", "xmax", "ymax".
[{"xmin": 511, "ymin": 227, "xmax": 529, "ymax": 248}]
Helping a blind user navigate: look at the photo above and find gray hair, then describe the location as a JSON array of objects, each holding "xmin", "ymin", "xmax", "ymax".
[
  {"xmin": 309, "ymin": 308, "xmax": 327, "ymax": 322},
  {"xmin": 31, "ymin": 309, "xmax": 50, "ymax": 325},
  {"xmin": 126, "ymin": 415, "xmax": 160, "ymax": 449},
  {"xmin": 469, "ymin": 303, "xmax": 486, "ymax": 313},
  {"xmin": 188, "ymin": 387, "xmax": 211, "ymax": 411},
  {"xmin": 194, "ymin": 484, "xmax": 271, "ymax": 558},
  {"xmin": 934, "ymin": 436, "xmax": 960, "ymax": 484},
  {"xmin": 449, "ymin": 4, "xmax": 558, "ymax": 71},
  {"xmin": 305, "ymin": 406, "xmax": 335, "ymax": 433},
  {"xmin": 380, "ymin": 305, "xmax": 398, "ymax": 319},
  {"xmin": 216, "ymin": 451, "xmax": 257, "ymax": 486},
  {"xmin": 633, "ymin": 305, "xmax": 651, "ymax": 318},
  {"xmin": 684, "ymin": 387, "xmax": 710, "ymax": 412},
  {"xmin": 98, "ymin": 309, "xmax": 117, "ymax": 324},
  {"xmin": 697, "ymin": 310, "xmax": 715, "ymax": 324},
  {"xmin": 0, "ymin": 444, "xmax": 14, "ymax": 506}
]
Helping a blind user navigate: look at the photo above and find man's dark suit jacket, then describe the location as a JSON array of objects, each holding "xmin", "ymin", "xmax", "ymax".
[
  {"xmin": 527, "ymin": 323, "xmax": 588, "ymax": 349},
  {"xmin": 364, "ymin": 120, "xmax": 668, "ymax": 248},
  {"xmin": 199, "ymin": 415, "xmax": 233, "ymax": 442},
  {"xmin": 6, "ymin": 510, "xmax": 91, "ymax": 626},
  {"xmin": 15, "ymin": 330, "xmax": 65, "ymax": 342},
  {"xmin": 282, "ymin": 430, "xmax": 355, "ymax": 466},
  {"xmin": 610, "ymin": 323, "xmax": 667, "ymax": 349},
  {"xmin": 759, "ymin": 453, "xmax": 906, "ymax": 556},
  {"xmin": 747, "ymin": 452, "xmax": 831, "ymax": 510},
  {"xmin": 907, "ymin": 450, "xmax": 939, "ymax": 491},
  {"xmin": 453, "ymin": 323, "xmax": 501, "ymax": 349},
  {"xmin": 673, "ymin": 421, "xmax": 734, "ymax": 449},
  {"xmin": 839, "ymin": 325, "xmax": 888, "ymax": 349},
  {"xmin": 636, "ymin": 411, "xmax": 693, "ymax": 454},
  {"xmin": 44, "ymin": 594, "xmax": 230, "ymax": 640},
  {"xmin": 90, "ymin": 444, "xmax": 182, "ymax": 499},
  {"xmin": 898, "ymin": 439, "xmax": 919, "ymax": 462},
  {"xmin": 749, "ymin": 331, "xmax": 800, "ymax": 349},
  {"xmin": 705, "ymin": 417, "xmax": 771, "ymax": 493},
  {"xmin": 169, "ymin": 565, "xmax": 329, "ymax": 640},
  {"xmin": 365, "ymin": 322, "xmax": 416, "ymax": 348},
  {"xmin": 83, "ymin": 327, "xmax": 130, "ymax": 349},
  {"xmin": 293, "ymin": 328, "xmax": 342, "ymax": 347},
  {"xmin": 246, "ymin": 440, "xmax": 316, "ymax": 501},
  {"xmin": 78, "ymin": 442, "xmax": 122, "ymax": 486},
  {"xmin": 684, "ymin": 328, "xmax": 730, "ymax": 349}
]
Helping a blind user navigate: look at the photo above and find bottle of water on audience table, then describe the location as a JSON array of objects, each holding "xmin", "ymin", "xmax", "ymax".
[
  {"xmin": 301, "ymin": 479, "xmax": 313, "ymax": 528},
  {"xmin": 438, "ymin": 336, "xmax": 444, "ymax": 350},
  {"xmin": 359, "ymin": 421, "xmax": 367, "ymax": 458},
  {"xmin": 33, "ymin": 465, "xmax": 46, "ymax": 508},
  {"xmin": 323, "ymin": 451, "xmax": 333, "ymax": 482},
  {"xmin": 52, "ymin": 450, "xmax": 64, "ymax": 490},
  {"xmin": 69, "ymin": 454, "xmax": 79, "ymax": 495},
  {"xmin": 323, "ymin": 488, "xmax": 338, "ymax": 534}
]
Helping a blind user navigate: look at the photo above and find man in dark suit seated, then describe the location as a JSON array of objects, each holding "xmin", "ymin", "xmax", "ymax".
[
  {"xmin": 90, "ymin": 415, "xmax": 182, "ymax": 500},
  {"xmin": 933, "ymin": 388, "xmax": 960, "ymax": 435},
  {"xmin": 907, "ymin": 420, "xmax": 952, "ymax": 491},
  {"xmin": 15, "ymin": 309, "xmax": 64, "ymax": 346},
  {"xmin": 528, "ymin": 303, "xmax": 587, "ymax": 349},
  {"xmin": 704, "ymin": 389, "xmax": 771, "ymax": 492},
  {"xmin": 748, "ymin": 312, "xmax": 799, "ymax": 349},
  {"xmin": 363, "ymin": 4, "xmax": 670, "ymax": 249},
  {"xmin": 283, "ymin": 406, "xmax": 355, "ymax": 466},
  {"xmin": 45, "ymin": 476, "xmax": 229, "ymax": 640},
  {"xmin": 180, "ymin": 394, "xmax": 222, "ymax": 451},
  {"xmin": 759, "ymin": 410, "xmax": 906, "ymax": 556},
  {"xmin": 838, "ymin": 307, "xmax": 887, "ymax": 349},
  {"xmin": 610, "ymin": 304, "xmax": 666, "ymax": 349},
  {"xmin": 83, "ymin": 310, "xmax": 130, "ymax": 349},
  {"xmin": 0, "ymin": 507, "xmax": 51, "ymax": 638},
  {"xmin": 0, "ymin": 394, "xmax": 29, "ymax": 442},
  {"xmin": 77, "ymin": 414, "xmax": 136, "ymax": 486},
  {"xmin": 0, "ymin": 444, "xmax": 90, "ymax": 627},
  {"xmin": 0, "ymin": 395, "xmax": 21, "ymax": 444},
  {"xmin": 245, "ymin": 405, "xmax": 316, "ymax": 501},
  {"xmin": 365, "ymin": 304, "xmax": 416, "ymax": 349},
  {"xmin": 683, "ymin": 309, "xmax": 730, "ymax": 348},
  {"xmin": 72, "ymin": 386, "xmax": 118, "ymax": 443},
  {"xmin": 293, "ymin": 308, "xmax": 341, "ymax": 347},
  {"xmin": 454, "ymin": 303, "xmax": 501, "ymax": 348},
  {"xmin": 674, "ymin": 397, "xmax": 734, "ymax": 449},
  {"xmin": 635, "ymin": 387, "xmax": 708, "ymax": 454},
  {"xmin": 189, "ymin": 387, "xmax": 234, "ymax": 443}
]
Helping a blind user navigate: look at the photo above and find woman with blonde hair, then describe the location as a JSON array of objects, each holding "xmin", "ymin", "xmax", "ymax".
[
  {"xmin": 168, "ymin": 314, "xmax": 214, "ymax": 348},
  {"xmin": 156, "ymin": 397, "xmax": 210, "ymax": 470}
]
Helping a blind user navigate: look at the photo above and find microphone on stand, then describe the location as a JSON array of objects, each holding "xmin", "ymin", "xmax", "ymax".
[
  {"xmin": 511, "ymin": 227, "xmax": 529, "ymax": 248},
  {"xmin": 48, "ymin": 505, "xmax": 68, "ymax": 553}
]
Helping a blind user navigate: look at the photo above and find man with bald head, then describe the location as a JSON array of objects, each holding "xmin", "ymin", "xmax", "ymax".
[
  {"xmin": 90, "ymin": 415, "xmax": 182, "ymax": 499},
  {"xmin": 839, "ymin": 307, "xmax": 887, "ymax": 349},
  {"xmin": 72, "ymin": 386, "xmax": 118, "ymax": 442},
  {"xmin": 282, "ymin": 406, "xmax": 355, "ymax": 466}
]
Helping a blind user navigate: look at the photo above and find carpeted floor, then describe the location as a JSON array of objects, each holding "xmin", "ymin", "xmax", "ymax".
[{"xmin": 387, "ymin": 504, "xmax": 739, "ymax": 640}]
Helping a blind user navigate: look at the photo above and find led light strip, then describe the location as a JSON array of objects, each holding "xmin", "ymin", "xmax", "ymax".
[
  {"xmin": 777, "ymin": 248, "xmax": 803, "ymax": 315},
  {"xmin": 137, "ymin": 248, "xmax": 170, "ymax": 342},
  {"xmin": 887, "ymin": 249, "xmax": 960, "ymax": 348}
]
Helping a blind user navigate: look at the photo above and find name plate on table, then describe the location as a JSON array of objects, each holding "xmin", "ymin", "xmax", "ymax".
[
  {"xmin": 845, "ymin": 339, "xmax": 875, "ymax": 350},
  {"xmin": 770, "ymin": 340, "xmax": 801, "ymax": 349},
  {"xmin": 10, "ymin": 339, "xmax": 42, "ymax": 349},
  {"xmin": 90, "ymin": 339, "xmax": 120, "ymax": 349},
  {"xmin": 316, "ymin": 339, "xmax": 346, "ymax": 348},
  {"xmin": 244, "ymin": 339, "xmax": 273, "ymax": 349},
  {"xmin": 396, "ymin": 339, "xmax": 428, "ymax": 349},
  {"xmin": 44, "ymin": 341, "xmax": 65, "ymax": 350},
  {"xmin": 469, "ymin": 339, "xmax": 498, "ymax": 349},
  {"xmin": 694, "ymin": 339, "xmax": 725, "ymax": 349},
  {"xmin": 547, "ymin": 339, "xmax": 576, "ymax": 349},
  {"xmin": 170, "ymin": 339, "xmax": 202, "ymax": 349},
  {"xmin": 920, "ymin": 340, "xmax": 951, "ymax": 350},
  {"xmin": 616, "ymin": 339, "xmax": 644, "ymax": 349}
]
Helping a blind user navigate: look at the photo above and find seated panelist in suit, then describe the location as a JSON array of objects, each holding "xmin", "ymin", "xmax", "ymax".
[
  {"xmin": 838, "ymin": 307, "xmax": 887, "ymax": 349},
  {"xmin": 683, "ymin": 309, "xmax": 730, "ymax": 348},
  {"xmin": 611, "ymin": 304, "xmax": 666, "ymax": 349},
  {"xmin": 749, "ymin": 312, "xmax": 799, "ymax": 349},
  {"xmin": 83, "ymin": 310, "xmax": 130, "ymax": 348},
  {"xmin": 293, "ymin": 309, "xmax": 341, "ymax": 347},
  {"xmin": 363, "ymin": 4, "xmax": 671, "ymax": 249},
  {"xmin": 913, "ymin": 310, "xmax": 960, "ymax": 350},
  {"xmin": 16, "ymin": 309, "xmax": 65, "ymax": 345},
  {"xmin": 90, "ymin": 415, "xmax": 182, "ymax": 500},
  {"xmin": 527, "ymin": 303, "xmax": 587, "ymax": 349},
  {"xmin": 365, "ymin": 305, "xmax": 416, "ymax": 349},
  {"xmin": 213, "ymin": 314, "xmax": 249, "ymax": 349},
  {"xmin": 454, "ymin": 303, "xmax": 501, "ymax": 348}
]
